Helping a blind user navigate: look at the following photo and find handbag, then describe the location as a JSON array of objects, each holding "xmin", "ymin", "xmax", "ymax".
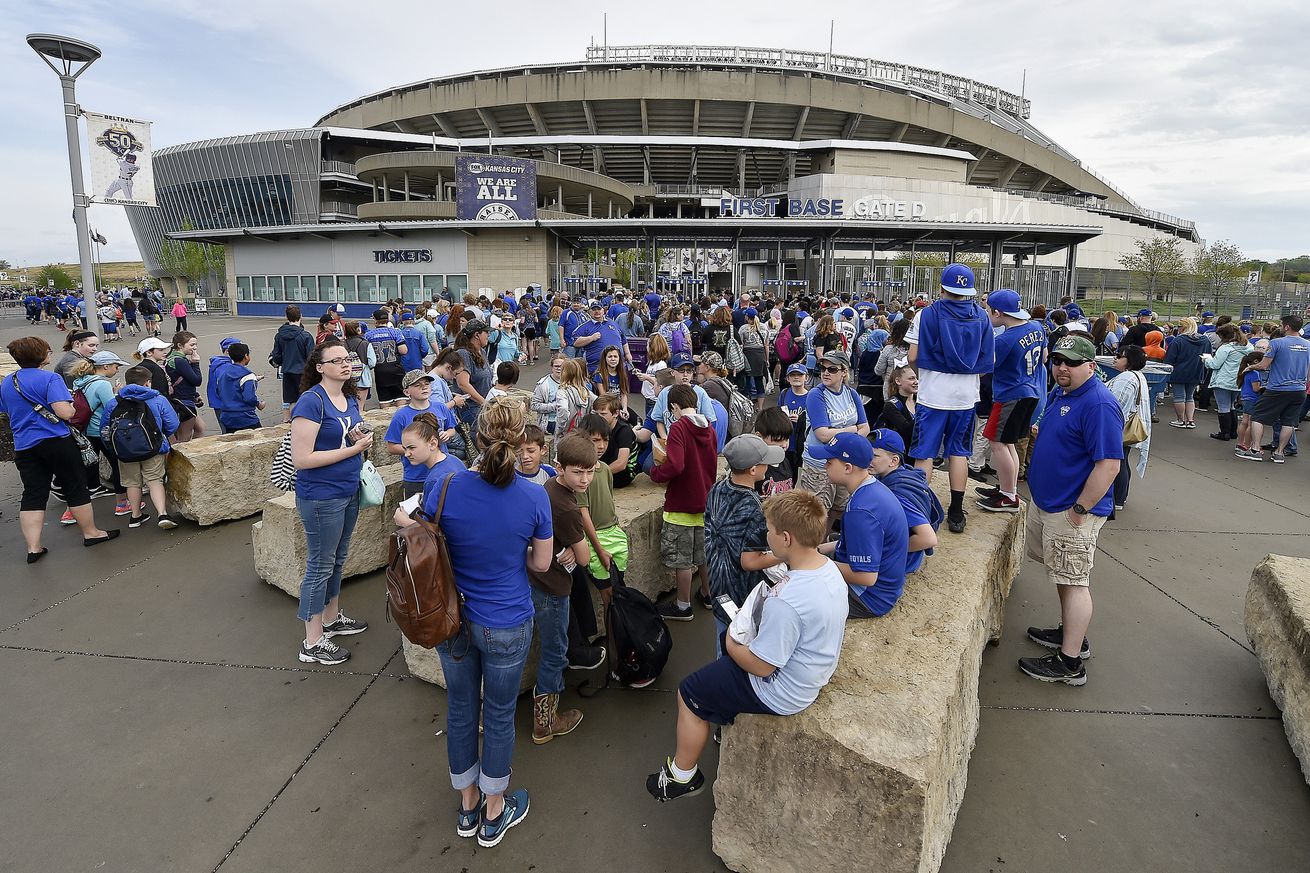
[
  {"xmin": 1123, "ymin": 373, "xmax": 1149, "ymax": 446},
  {"xmin": 725, "ymin": 337, "xmax": 747, "ymax": 373},
  {"xmin": 12, "ymin": 372, "xmax": 98, "ymax": 467},
  {"xmin": 269, "ymin": 432, "xmax": 296, "ymax": 491},
  {"xmin": 358, "ymin": 459, "xmax": 385, "ymax": 508}
]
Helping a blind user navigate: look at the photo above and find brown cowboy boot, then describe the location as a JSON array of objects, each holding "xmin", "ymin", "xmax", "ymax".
[{"xmin": 531, "ymin": 692, "xmax": 583, "ymax": 744}]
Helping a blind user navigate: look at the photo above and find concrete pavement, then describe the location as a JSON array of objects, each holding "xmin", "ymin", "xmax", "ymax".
[{"xmin": 1, "ymin": 313, "xmax": 1308, "ymax": 873}]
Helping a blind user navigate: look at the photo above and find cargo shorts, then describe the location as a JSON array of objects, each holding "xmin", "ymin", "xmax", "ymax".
[{"xmin": 1025, "ymin": 506, "xmax": 1107, "ymax": 587}]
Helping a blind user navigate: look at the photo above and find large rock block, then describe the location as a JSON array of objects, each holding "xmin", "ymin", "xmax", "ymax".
[
  {"xmin": 167, "ymin": 405, "xmax": 398, "ymax": 526},
  {"xmin": 0, "ymin": 350, "xmax": 17, "ymax": 462},
  {"xmin": 712, "ymin": 481, "xmax": 1024, "ymax": 873},
  {"xmin": 252, "ymin": 462, "xmax": 406, "ymax": 596},
  {"xmin": 401, "ymin": 635, "xmax": 540, "ymax": 694},
  {"xmin": 1245, "ymin": 554, "xmax": 1310, "ymax": 786}
]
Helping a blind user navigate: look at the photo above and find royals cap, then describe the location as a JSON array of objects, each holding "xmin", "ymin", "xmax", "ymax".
[
  {"xmin": 670, "ymin": 352, "xmax": 695, "ymax": 369},
  {"xmin": 986, "ymin": 288, "xmax": 1030, "ymax": 320},
  {"xmin": 810, "ymin": 432, "xmax": 874, "ymax": 468},
  {"xmin": 786, "ymin": 363, "xmax": 808, "ymax": 376},
  {"xmin": 940, "ymin": 263, "xmax": 977, "ymax": 296},
  {"xmin": 869, "ymin": 427, "xmax": 906, "ymax": 458},
  {"xmin": 1137, "ymin": 308, "xmax": 1154, "ymax": 317}
]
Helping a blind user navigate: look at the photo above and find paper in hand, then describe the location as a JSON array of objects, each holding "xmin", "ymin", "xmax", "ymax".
[{"xmin": 398, "ymin": 494, "xmax": 421, "ymax": 516}]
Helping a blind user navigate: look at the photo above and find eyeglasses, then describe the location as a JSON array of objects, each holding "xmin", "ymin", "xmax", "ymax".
[
  {"xmin": 321, "ymin": 357, "xmax": 350, "ymax": 366},
  {"xmin": 1050, "ymin": 356, "xmax": 1084, "ymax": 368},
  {"xmin": 821, "ymin": 366, "xmax": 845, "ymax": 374}
]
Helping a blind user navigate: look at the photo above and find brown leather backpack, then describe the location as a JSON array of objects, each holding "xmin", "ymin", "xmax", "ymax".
[{"xmin": 386, "ymin": 473, "xmax": 462, "ymax": 647}]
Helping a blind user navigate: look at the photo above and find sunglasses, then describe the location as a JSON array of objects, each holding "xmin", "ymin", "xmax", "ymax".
[
  {"xmin": 821, "ymin": 366, "xmax": 845, "ymax": 374},
  {"xmin": 1050, "ymin": 356, "xmax": 1086, "ymax": 368}
]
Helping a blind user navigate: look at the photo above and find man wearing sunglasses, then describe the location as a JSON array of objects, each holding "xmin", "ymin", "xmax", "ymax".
[{"xmin": 1020, "ymin": 335, "xmax": 1123, "ymax": 686}]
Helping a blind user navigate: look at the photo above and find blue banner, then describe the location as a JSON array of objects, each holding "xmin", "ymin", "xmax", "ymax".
[{"xmin": 455, "ymin": 154, "xmax": 537, "ymax": 221}]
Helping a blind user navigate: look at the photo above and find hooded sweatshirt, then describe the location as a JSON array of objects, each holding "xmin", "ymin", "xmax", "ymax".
[
  {"xmin": 214, "ymin": 362, "xmax": 262, "ymax": 430},
  {"xmin": 207, "ymin": 354, "xmax": 237, "ymax": 411},
  {"xmin": 1142, "ymin": 330, "xmax": 1167, "ymax": 361},
  {"xmin": 879, "ymin": 465, "xmax": 944, "ymax": 572},
  {"xmin": 101, "ymin": 384, "xmax": 179, "ymax": 454},
  {"xmin": 649, "ymin": 412, "xmax": 718, "ymax": 515},
  {"xmin": 270, "ymin": 322, "xmax": 315, "ymax": 376},
  {"xmin": 914, "ymin": 298, "xmax": 995, "ymax": 376},
  {"xmin": 72, "ymin": 373, "xmax": 116, "ymax": 438},
  {"xmin": 165, "ymin": 351, "xmax": 202, "ymax": 406},
  {"xmin": 1163, "ymin": 333, "xmax": 1211, "ymax": 384}
]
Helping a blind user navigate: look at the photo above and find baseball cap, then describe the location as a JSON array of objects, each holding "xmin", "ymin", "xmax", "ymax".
[
  {"xmin": 400, "ymin": 310, "xmax": 415, "ymax": 321},
  {"xmin": 372, "ymin": 308, "xmax": 390, "ymax": 321},
  {"xmin": 744, "ymin": 307, "xmax": 759, "ymax": 318},
  {"xmin": 1202, "ymin": 311, "xmax": 1215, "ymax": 317},
  {"xmin": 786, "ymin": 363, "xmax": 808, "ymax": 376},
  {"xmin": 914, "ymin": 299, "xmax": 929, "ymax": 309},
  {"xmin": 218, "ymin": 336, "xmax": 242, "ymax": 351},
  {"xmin": 696, "ymin": 351, "xmax": 726, "ymax": 370},
  {"xmin": 1050, "ymin": 335, "xmax": 1097, "ymax": 364},
  {"xmin": 810, "ymin": 432, "xmax": 873, "ymax": 468},
  {"xmin": 723, "ymin": 434, "xmax": 786, "ymax": 471},
  {"xmin": 1137, "ymin": 309, "xmax": 1154, "ymax": 317},
  {"xmin": 671, "ymin": 352, "xmax": 695, "ymax": 369},
  {"xmin": 986, "ymin": 289, "xmax": 1029, "ymax": 320},
  {"xmin": 137, "ymin": 337, "xmax": 170, "ymax": 354},
  {"xmin": 819, "ymin": 350, "xmax": 851, "ymax": 369},
  {"xmin": 589, "ymin": 299, "xmax": 604, "ymax": 309},
  {"xmin": 940, "ymin": 263, "xmax": 977, "ymax": 296},
  {"xmin": 426, "ymin": 308, "xmax": 438, "ymax": 318},
  {"xmin": 402, "ymin": 369, "xmax": 435, "ymax": 389},
  {"xmin": 90, "ymin": 350, "xmax": 130, "ymax": 367},
  {"xmin": 869, "ymin": 428, "xmax": 906, "ymax": 459},
  {"xmin": 461, "ymin": 319, "xmax": 489, "ymax": 336},
  {"xmin": 1239, "ymin": 323, "xmax": 1253, "ymax": 333},
  {"xmin": 841, "ymin": 307, "xmax": 855, "ymax": 319},
  {"xmin": 334, "ymin": 303, "xmax": 346, "ymax": 312}
]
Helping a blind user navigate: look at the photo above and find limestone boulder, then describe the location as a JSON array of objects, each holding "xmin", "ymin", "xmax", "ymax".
[
  {"xmin": 1245, "ymin": 554, "xmax": 1310, "ymax": 786},
  {"xmin": 611, "ymin": 473, "xmax": 675, "ymax": 603},
  {"xmin": 0, "ymin": 349, "xmax": 17, "ymax": 462},
  {"xmin": 252, "ymin": 463, "xmax": 406, "ymax": 596},
  {"xmin": 711, "ymin": 482, "xmax": 1024, "ymax": 873}
]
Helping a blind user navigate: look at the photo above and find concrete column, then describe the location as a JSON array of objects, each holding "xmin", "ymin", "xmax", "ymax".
[
  {"xmin": 676, "ymin": 202, "xmax": 682, "ymax": 219},
  {"xmin": 587, "ymin": 191, "xmax": 593, "ymax": 218},
  {"xmin": 403, "ymin": 172, "xmax": 410, "ymax": 202},
  {"xmin": 989, "ymin": 240, "xmax": 1003, "ymax": 295},
  {"xmin": 382, "ymin": 174, "xmax": 389, "ymax": 202},
  {"xmin": 1065, "ymin": 244, "xmax": 1079, "ymax": 297}
]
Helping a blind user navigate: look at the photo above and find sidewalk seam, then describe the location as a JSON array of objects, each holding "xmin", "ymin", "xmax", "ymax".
[
  {"xmin": 982, "ymin": 704, "xmax": 1279, "ymax": 720},
  {"xmin": 0, "ymin": 642, "xmax": 409, "ymax": 679}
]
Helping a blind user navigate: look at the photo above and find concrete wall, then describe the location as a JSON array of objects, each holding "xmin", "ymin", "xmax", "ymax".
[
  {"xmin": 466, "ymin": 228, "xmax": 554, "ymax": 291},
  {"xmin": 229, "ymin": 231, "xmax": 469, "ymax": 277},
  {"xmin": 814, "ymin": 148, "xmax": 967, "ymax": 183}
]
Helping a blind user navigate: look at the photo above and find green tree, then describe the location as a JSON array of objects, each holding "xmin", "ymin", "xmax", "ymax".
[
  {"xmin": 0, "ymin": 259, "xmax": 11, "ymax": 270},
  {"xmin": 1193, "ymin": 240, "xmax": 1245, "ymax": 299},
  {"xmin": 34, "ymin": 264, "xmax": 75, "ymax": 291},
  {"xmin": 1119, "ymin": 237, "xmax": 1187, "ymax": 303},
  {"xmin": 157, "ymin": 219, "xmax": 226, "ymax": 296}
]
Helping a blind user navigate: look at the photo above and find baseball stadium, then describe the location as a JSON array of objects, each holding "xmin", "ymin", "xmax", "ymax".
[{"xmin": 126, "ymin": 44, "xmax": 1203, "ymax": 317}]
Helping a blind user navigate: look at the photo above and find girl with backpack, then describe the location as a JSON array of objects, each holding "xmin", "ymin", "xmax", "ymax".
[
  {"xmin": 289, "ymin": 339, "xmax": 373, "ymax": 667},
  {"xmin": 343, "ymin": 320, "xmax": 376, "ymax": 409},
  {"xmin": 166, "ymin": 331, "xmax": 205, "ymax": 442},
  {"xmin": 554, "ymin": 357, "xmax": 594, "ymax": 439},
  {"xmin": 635, "ymin": 332, "xmax": 671, "ymax": 416},
  {"xmin": 71, "ymin": 352, "xmax": 132, "ymax": 517}
]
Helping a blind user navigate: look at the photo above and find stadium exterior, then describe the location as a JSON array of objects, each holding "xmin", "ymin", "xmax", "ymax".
[{"xmin": 127, "ymin": 45, "xmax": 1203, "ymax": 317}]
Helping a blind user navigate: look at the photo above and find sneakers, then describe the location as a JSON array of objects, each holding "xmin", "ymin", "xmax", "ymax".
[
  {"xmin": 1113, "ymin": 503, "xmax": 1125, "ymax": 511},
  {"xmin": 129, "ymin": 513, "xmax": 152, "ymax": 528},
  {"xmin": 967, "ymin": 467, "xmax": 990, "ymax": 483},
  {"xmin": 478, "ymin": 788, "xmax": 529, "ymax": 848},
  {"xmin": 567, "ymin": 645, "xmax": 606, "ymax": 670},
  {"xmin": 299, "ymin": 635, "xmax": 350, "ymax": 665},
  {"xmin": 1272, "ymin": 453, "xmax": 1287, "ymax": 464},
  {"xmin": 87, "ymin": 485, "xmax": 113, "ymax": 499},
  {"xmin": 1236, "ymin": 448, "xmax": 1264, "ymax": 462},
  {"xmin": 60, "ymin": 509, "xmax": 77, "ymax": 525},
  {"xmin": 157, "ymin": 514, "xmax": 178, "ymax": 530},
  {"xmin": 1026, "ymin": 625, "xmax": 1091, "ymax": 659},
  {"xmin": 1186, "ymin": 421, "xmax": 1196, "ymax": 429},
  {"xmin": 1018, "ymin": 652, "xmax": 1087, "ymax": 686},
  {"xmin": 646, "ymin": 758, "xmax": 706, "ymax": 802},
  {"xmin": 947, "ymin": 510, "xmax": 967, "ymax": 534},
  {"xmin": 696, "ymin": 590, "xmax": 714, "ymax": 611},
  {"xmin": 114, "ymin": 499, "xmax": 144, "ymax": 516},
  {"xmin": 976, "ymin": 492, "xmax": 1020, "ymax": 513},
  {"xmin": 457, "ymin": 793, "xmax": 485, "ymax": 838},
  {"xmin": 975, "ymin": 484, "xmax": 1001, "ymax": 499},
  {"xmin": 659, "ymin": 602, "xmax": 694, "ymax": 622},
  {"xmin": 1168, "ymin": 420, "xmax": 1188, "ymax": 428},
  {"xmin": 322, "ymin": 612, "xmax": 369, "ymax": 638}
]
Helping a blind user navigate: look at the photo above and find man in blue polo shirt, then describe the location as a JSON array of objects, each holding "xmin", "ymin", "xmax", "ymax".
[
  {"xmin": 813, "ymin": 433, "xmax": 909, "ymax": 618},
  {"xmin": 907, "ymin": 263, "xmax": 994, "ymax": 534},
  {"xmin": 1243, "ymin": 315, "xmax": 1310, "ymax": 463},
  {"xmin": 572, "ymin": 300, "xmax": 627, "ymax": 375},
  {"xmin": 1020, "ymin": 335, "xmax": 1123, "ymax": 686},
  {"xmin": 977, "ymin": 289, "xmax": 1045, "ymax": 513}
]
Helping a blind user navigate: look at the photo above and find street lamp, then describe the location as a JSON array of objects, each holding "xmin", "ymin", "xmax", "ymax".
[{"xmin": 27, "ymin": 33, "xmax": 103, "ymax": 339}]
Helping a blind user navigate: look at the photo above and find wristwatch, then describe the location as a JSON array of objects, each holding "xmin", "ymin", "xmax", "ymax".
[{"xmin": 1072, "ymin": 503, "xmax": 1089, "ymax": 516}]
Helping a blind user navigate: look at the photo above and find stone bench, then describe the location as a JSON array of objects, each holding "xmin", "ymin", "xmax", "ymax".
[
  {"xmin": 401, "ymin": 471, "xmax": 672, "ymax": 688},
  {"xmin": 712, "ymin": 481, "xmax": 1025, "ymax": 873},
  {"xmin": 168, "ymin": 405, "xmax": 398, "ymax": 526},
  {"xmin": 252, "ymin": 461, "xmax": 406, "ymax": 596},
  {"xmin": 1245, "ymin": 554, "xmax": 1310, "ymax": 786}
]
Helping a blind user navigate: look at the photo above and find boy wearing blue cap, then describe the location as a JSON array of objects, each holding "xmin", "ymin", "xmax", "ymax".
[
  {"xmin": 813, "ymin": 432, "xmax": 910, "ymax": 618},
  {"xmin": 978, "ymin": 289, "xmax": 1044, "ymax": 513},
  {"xmin": 207, "ymin": 337, "xmax": 243, "ymax": 433},
  {"xmin": 907, "ymin": 264, "xmax": 994, "ymax": 533},
  {"xmin": 868, "ymin": 428, "xmax": 941, "ymax": 574}
]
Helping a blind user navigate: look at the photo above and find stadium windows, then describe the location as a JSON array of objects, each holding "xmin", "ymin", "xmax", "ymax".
[
  {"xmin": 338, "ymin": 275, "xmax": 357, "ymax": 302},
  {"xmin": 378, "ymin": 275, "xmax": 399, "ymax": 300},
  {"xmin": 401, "ymin": 275, "xmax": 423, "ymax": 302},
  {"xmin": 236, "ymin": 276, "xmax": 252, "ymax": 301},
  {"xmin": 359, "ymin": 275, "xmax": 380, "ymax": 303},
  {"xmin": 446, "ymin": 274, "xmax": 468, "ymax": 297}
]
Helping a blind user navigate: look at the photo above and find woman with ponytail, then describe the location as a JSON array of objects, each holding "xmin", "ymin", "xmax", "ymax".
[{"xmin": 425, "ymin": 395, "xmax": 552, "ymax": 848}]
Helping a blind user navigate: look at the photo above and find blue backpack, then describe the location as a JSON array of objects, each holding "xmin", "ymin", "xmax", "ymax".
[{"xmin": 105, "ymin": 398, "xmax": 164, "ymax": 462}]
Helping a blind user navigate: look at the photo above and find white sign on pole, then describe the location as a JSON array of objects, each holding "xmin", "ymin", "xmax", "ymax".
[
  {"xmin": 195, "ymin": 298, "xmax": 208, "ymax": 313},
  {"xmin": 84, "ymin": 110, "xmax": 157, "ymax": 207},
  {"xmin": 1247, "ymin": 270, "xmax": 1261, "ymax": 285}
]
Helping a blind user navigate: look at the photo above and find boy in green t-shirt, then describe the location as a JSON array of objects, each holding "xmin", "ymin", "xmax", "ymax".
[{"xmin": 577, "ymin": 414, "xmax": 627, "ymax": 607}]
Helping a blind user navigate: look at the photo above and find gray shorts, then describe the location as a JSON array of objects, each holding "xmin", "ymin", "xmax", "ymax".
[{"xmin": 661, "ymin": 520, "xmax": 705, "ymax": 570}]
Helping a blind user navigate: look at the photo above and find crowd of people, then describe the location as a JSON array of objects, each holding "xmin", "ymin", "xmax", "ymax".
[
  {"xmin": 5, "ymin": 270, "xmax": 1308, "ymax": 850},
  {"xmin": 18, "ymin": 285, "xmax": 189, "ymax": 339}
]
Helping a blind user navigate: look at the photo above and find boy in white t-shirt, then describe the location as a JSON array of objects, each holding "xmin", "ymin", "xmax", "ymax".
[{"xmin": 646, "ymin": 490, "xmax": 849, "ymax": 802}]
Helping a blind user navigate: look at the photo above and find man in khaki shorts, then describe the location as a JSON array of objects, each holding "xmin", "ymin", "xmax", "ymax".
[{"xmin": 1018, "ymin": 335, "xmax": 1123, "ymax": 686}]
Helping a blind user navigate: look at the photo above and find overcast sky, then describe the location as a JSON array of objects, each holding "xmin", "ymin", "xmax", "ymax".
[{"xmin": 3, "ymin": 0, "xmax": 1306, "ymax": 269}]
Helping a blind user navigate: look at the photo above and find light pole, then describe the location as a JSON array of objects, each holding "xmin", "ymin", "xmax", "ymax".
[{"xmin": 27, "ymin": 33, "xmax": 103, "ymax": 339}]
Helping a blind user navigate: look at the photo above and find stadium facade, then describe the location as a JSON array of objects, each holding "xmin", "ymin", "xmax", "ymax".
[{"xmin": 127, "ymin": 45, "xmax": 1203, "ymax": 317}]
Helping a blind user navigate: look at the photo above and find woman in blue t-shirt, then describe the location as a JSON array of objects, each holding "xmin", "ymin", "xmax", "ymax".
[
  {"xmin": 426, "ymin": 397, "xmax": 552, "ymax": 849},
  {"xmin": 1, "ymin": 336, "xmax": 118, "ymax": 563},
  {"xmin": 290, "ymin": 338, "xmax": 373, "ymax": 667}
]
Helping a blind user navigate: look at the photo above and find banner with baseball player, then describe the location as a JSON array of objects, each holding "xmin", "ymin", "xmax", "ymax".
[{"xmin": 84, "ymin": 110, "xmax": 157, "ymax": 207}]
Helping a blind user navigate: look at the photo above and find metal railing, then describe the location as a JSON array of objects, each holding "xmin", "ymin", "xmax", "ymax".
[
  {"xmin": 586, "ymin": 44, "xmax": 1032, "ymax": 118},
  {"xmin": 320, "ymin": 160, "xmax": 357, "ymax": 176},
  {"xmin": 319, "ymin": 200, "xmax": 359, "ymax": 216},
  {"xmin": 981, "ymin": 186, "xmax": 1196, "ymax": 235}
]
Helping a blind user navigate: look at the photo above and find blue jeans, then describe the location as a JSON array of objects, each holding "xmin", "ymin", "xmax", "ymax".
[
  {"xmin": 438, "ymin": 617, "xmax": 532, "ymax": 795},
  {"xmin": 531, "ymin": 586, "xmax": 569, "ymax": 695},
  {"xmin": 295, "ymin": 494, "xmax": 360, "ymax": 622},
  {"xmin": 1212, "ymin": 388, "xmax": 1238, "ymax": 414}
]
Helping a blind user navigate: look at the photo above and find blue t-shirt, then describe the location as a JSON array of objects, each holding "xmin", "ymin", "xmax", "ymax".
[
  {"xmin": 644, "ymin": 292, "xmax": 662, "ymax": 321},
  {"xmin": 709, "ymin": 399, "xmax": 729, "ymax": 451},
  {"xmin": 292, "ymin": 386, "xmax": 364, "ymax": 501},
  {"xmin": 1263, "ymin": 335, "xmax": 1310, "ymax": 392},
  {"xmin": 1240, "ymin": 370, "xmax": 1263, "ymax": 405},
  {"xmin": 577, "ymin": 318, "xmax": 624, "ymax": 371},
  {"xmin": 651, "ymin": 383, "xmax": 716, "ymax": 430},
  {"xmin": 836, "ymin": 478, "xmax": 910, "ymax": 616},
  {"xmin": 1028, "ymin": 377, "xmax": 1124, "ymax": 516},
  {"xmin": 892, "ymin": 493, "xmax": 931, "ymax": 575},
  {"xmin": 778, "ymin": 388, "xmax": 809, "ymax": 452},
  {"xmin": 802, "ymin": 385, "xmax": 867, "ymax": 468},
  {"xmin": 385, "ymin": 403, "xmax": 457, "ymax": 482},
  {"xmin": 398, "ymin": 326, "xmax": 430, "ymax": 372},
  {"xmin": 418, "ymin": 455, "xmax": 469, "ymax": 507},
  {"xmin": 428, "ymin": 470, "xmax": 552, "ymax": 628},
  {"xmin": 0, "ymin": 368, "xmax": 73, "ymax": 451},
  {"xmin": 991, "ymin": 322, "xmax": 1046, "ymax": 402},
  {"xmin": 747, "ymin": 560, "xmax": 849, "ymax": 716}
]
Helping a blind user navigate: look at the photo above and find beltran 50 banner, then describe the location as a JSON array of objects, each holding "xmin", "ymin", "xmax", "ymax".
[
  {"xmin": 85, "ymin": 110, "xmax": 157, "ymax": 207},
  {"xmin": 455, "ymin": 154, "xmax": 536, "ymax": 221}
]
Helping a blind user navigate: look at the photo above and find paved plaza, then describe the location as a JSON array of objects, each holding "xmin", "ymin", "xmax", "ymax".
[{"xmin": 2, "ymin": 314, "xmax": 1309, "ymax": 873}]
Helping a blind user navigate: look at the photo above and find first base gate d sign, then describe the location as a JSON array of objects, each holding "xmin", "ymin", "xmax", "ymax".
[{"xmin": 455, "ymin": 155, "xmax": 537, "ymax": 221}]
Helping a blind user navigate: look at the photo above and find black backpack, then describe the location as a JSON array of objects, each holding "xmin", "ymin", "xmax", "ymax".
[
  {"xmin": 105, "ymin": 398, "xmax": 165, "ymax": 462},
  {"xmin": 603, "ymin": 581, "xmax": 672, "ymax": 689}
]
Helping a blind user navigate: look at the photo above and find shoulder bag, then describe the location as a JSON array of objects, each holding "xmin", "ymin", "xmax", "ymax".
[
  {"xmin": 12, "ymin": 372, "xmax": 98, "ymax": 467},
  {"xmin": 1122, "ymin": 372, "xmax": 1149, "ymax": 446}
]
